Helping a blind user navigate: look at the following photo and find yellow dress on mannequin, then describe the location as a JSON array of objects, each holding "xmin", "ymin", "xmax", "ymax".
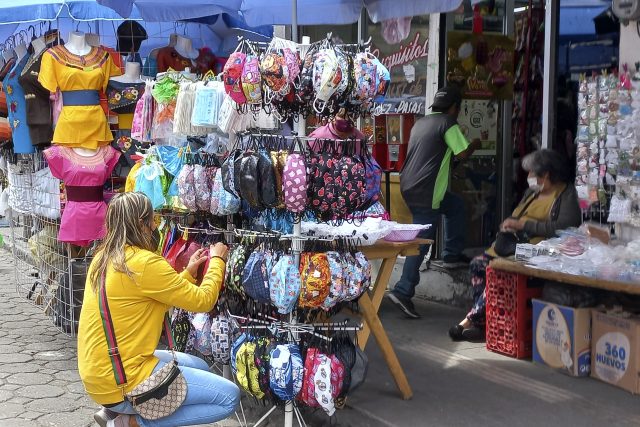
[{"xmin": 38, "ymin": 45, "xmax": 121, "ymax": 149}]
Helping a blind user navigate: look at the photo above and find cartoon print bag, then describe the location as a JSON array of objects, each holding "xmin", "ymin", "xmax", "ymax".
[
  {"xmin": 282, "ymin": 139, "xmax": 308, "ymax": 213},
  {"xmin": 241, "ymin": 55, "xmax": 262, "ymax": 105},
  {"xmin": 269, "ymin": 254, "xmax": 301, "ymax": 314},
  {"xmin": 223, "ymin": 51, "xmax": 247, "ymax": 105},
  {"xmin": 298, "ymin": 252, "xmax": 331, "ymax": 309}
]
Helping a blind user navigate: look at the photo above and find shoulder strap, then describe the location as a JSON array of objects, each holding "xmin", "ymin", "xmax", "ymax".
[
  {"xmin": 98, "ymin": 271, "xmax": 176, "ymax": 387},
  {"xmin": 513, "ymin": 192, "xmax": 538, "ymax": 220}
]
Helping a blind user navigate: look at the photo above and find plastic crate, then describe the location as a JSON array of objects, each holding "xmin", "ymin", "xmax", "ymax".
[{"xmin": 485, "ymin": 266, "xmax": 543, "ymax": 358}]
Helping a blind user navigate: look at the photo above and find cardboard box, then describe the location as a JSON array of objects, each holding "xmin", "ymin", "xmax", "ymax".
[
  {"xmin": 591, "ymin": 311, "xmax": 640, "ymax": 393},
  {"xmin": 532, "ymin": 299, "xmax": 592, "ymax": 376}
]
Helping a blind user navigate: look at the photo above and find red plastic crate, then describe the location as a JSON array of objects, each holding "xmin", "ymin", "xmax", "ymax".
[{"xmin": 485, "ymin": 267, "xmax": 543, "ymax": 359}]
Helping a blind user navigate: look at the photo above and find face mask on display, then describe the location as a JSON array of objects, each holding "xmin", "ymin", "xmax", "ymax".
[{"xmin": 333, "ymin": 118, "xmax": 354, "ymax": 134}]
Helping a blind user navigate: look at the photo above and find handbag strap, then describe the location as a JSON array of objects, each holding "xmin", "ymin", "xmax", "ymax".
[
  {"xmin": 97, "ymin": 270, "xmax": 176, "ymax": 387},
  {"xmin": 513, "ymin": 192, "xmax": 538, "ymax": 220}
]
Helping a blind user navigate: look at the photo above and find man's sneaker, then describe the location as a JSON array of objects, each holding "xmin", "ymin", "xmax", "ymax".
[{"xmin": 387, "ymin": 292, "xmax": 421, "ymax": 319}]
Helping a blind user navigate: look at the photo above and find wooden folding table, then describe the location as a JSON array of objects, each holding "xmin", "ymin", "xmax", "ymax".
[{"xmin": 357, "ymin": 238, "xmax": 432, "ymax": 400}]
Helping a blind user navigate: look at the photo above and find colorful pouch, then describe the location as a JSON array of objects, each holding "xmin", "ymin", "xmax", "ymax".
[{"xmin": 223, "ymin": 51, "xmax": 247, "ymax": 105}]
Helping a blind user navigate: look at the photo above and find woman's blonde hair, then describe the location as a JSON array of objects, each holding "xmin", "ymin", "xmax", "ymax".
[{"xmin": 89, "ymin": 192, "xmax": 156, "ymax": 292}]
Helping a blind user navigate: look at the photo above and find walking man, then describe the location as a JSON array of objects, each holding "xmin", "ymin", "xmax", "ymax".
[{"xmin": 388, "ymin": 86, "xmax": 480, "ymax": 318}]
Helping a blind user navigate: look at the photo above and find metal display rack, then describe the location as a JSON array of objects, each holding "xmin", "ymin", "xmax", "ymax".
[{"xmin": 7, "ymin": 152, "xmax": 88, "ymax": 336}]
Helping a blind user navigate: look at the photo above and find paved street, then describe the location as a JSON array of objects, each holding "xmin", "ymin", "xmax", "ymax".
[
  {"xmin": 0, "ymin": 248, "xmax": 98, "ymax": 427},
  {"xmin": 1, "ymin": 240, "xmax": 640, "ymax": 427}
]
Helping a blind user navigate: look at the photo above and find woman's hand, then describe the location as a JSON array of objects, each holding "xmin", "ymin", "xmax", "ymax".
[
  {"xmin": 186, "ymin": 248, "xmax": 209, "ymax": 278},
  {"xmin": 501, "ymin": 218, "xmax": 526, "ymax": 232},
  {"xmin": 210, "ymin": 242, "xmax": 229, "ymax": 262}
]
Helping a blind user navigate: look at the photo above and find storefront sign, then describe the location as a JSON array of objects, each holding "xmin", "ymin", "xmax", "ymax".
[
  {"xmin": 369, "ymin": 15, "xmax": 430, "ymax": 115},
  {"xmin": 446, "ymin": 31, "xmax": 515, "ymax": 100}
]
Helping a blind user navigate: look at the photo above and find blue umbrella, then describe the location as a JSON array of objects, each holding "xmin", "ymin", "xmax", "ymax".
[
  {"xmin": 0, "ymin": 0, "xmax": 133, "ymax": 25},
  {"xmin": 96, "ymin": 0, "xmax": 243, "ymax": 22},
  {"xmin": 240, "ymin": 0, "xmax": 464, "ymax": 26}
]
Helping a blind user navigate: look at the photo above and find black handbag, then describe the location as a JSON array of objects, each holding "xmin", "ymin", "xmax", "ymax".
[
  {"xmin": 493, "ymin": 193, "xmax": 537, "ymax": 257},
  {"xmin": 494, "ymin": 231, "xmax": 528, "ymax": 257}
]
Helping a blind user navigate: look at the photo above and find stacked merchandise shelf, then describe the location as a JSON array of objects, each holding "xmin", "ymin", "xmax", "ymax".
[{"xmin": 511, "ymin": 2, "xmax": 545, "ymax": 195}]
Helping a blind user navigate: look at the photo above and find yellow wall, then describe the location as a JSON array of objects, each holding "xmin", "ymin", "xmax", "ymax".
[{"xmin": 381, "ymin": 173, "xmax": 412, "ymax": 224}]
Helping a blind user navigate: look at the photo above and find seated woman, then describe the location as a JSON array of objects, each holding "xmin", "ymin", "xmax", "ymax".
[
  {"xmin": 449, "ymin": 149, "xmax": 582, "ymax": 342},
  {"xmin": 78, "ymin": 192, "xmax": 239, "ymax": 427}
]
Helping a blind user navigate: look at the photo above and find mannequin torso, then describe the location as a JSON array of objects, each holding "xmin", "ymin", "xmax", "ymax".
[
  {"xmin": 174, "ymin": 35, "xmax": 197, "ymax": 60},
  {"xmin": 14, "ymin": 44, "xmax": 27, "ymax": 61},
  {"xmin": 149, "ymin": 33, "xmax": 177, "ymax": 59},
  {"xmin": 2, "ymin": 49, "xmax": 14, "ymax": 62},
  {"xmin": 30, "ymin": 37, "xmax": 47, "ymax": 56},
  {"xmin": 72, "ymin": 147, "xmax": 98, "ymax": 156},
  {"xmin": 66, "ymin": 32, "xmax": 92, "ymax": 56},
  {"xmin": 111, "ymin": 62, "xmax": 142, "ymax": 84}
]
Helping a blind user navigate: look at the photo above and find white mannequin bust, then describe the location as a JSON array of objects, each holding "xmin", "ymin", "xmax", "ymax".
[
  {"xmin": 85, "ymin": 33, "xmax": 101, "ymax": 47},
  {"xmin": 72, "ymin": 147, "xmax": 98, "ymax": 156},
  {"xmin": 14, "ymin": 43, "xmax": 27, "ymax": 61},
  {"xmin": 111, "ymin": 61, "xmax": 143, "ymax": 84},
  {"xmin": 31, "ymin": 37, "xmax": 47, "ymax": 56},
  {"xmin": 66, "ymin": 32, "xmax": 91, "ymax": 56},
  {"xmin": 174, "ymin": 35, "xmax": 198, "ymax": 60},
  {"xmin": 2, "ymin": 49, "xmax": 14, "ymax": 62},
  {"xmin": 149, "ymin": 33, "xmax": 177, "ymax": 60}
]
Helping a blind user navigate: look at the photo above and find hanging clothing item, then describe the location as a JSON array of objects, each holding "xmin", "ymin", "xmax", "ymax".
[
  {"xmin": 107, "ymin": 80, "xmax": 144, "ymax": 114},
  {"xmin": 107, "ymin": 80, "xmax": 145, "ymax": 130},
  {"xmin": 143, "ymin": 54, "xmax": 158, "ymax": 77},
  {"xmin": 0, "ymin": 58, "xmax": 16, "ymax": 118},
  {"xmin": 19, "ymin": 50, "xmax": 54, "ymax": 146},
  {"xmin": 44, "ymin": 145, "xmax": 120, "ymax": 246},
  {"xmin": 3, "ymin": 55, "xmax": 35, "ymax": 154},
  {"xmin": 157, "ymin": 47, "xmax": 194, "ymax": 73},
  {"xmin": 38, "ymin": 45, "xmax": 121, "ymax": 149}
]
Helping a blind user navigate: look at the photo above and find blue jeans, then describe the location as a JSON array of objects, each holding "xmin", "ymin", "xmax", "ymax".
[
  {"xmin": 393, "ymin": 191, "xmax": 466, "ymax": 299},
  {"xmin": 108, "ymin": 350, "xmax": 240, "ymax": 427}
]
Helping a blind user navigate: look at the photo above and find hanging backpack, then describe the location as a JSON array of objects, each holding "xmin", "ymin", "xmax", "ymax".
[
  {"xmin": 269, "ymin": 254, "xmax": 301, "ymax": 314},
  {"xmin": 269, "ymin": 343, "xmax": 304, "ymax": 401},
  {"xmin": 242, "ymin": 55, "xmax": 262, "ymax": 106},
  {"xmin": 221, "ymin": 149, "xmax": 242, "ymax": 197},
  {"xmin": 170, "ymin": 309, "xmax": 191, "ymax": 353},
  {"xmin": 242, "ymin": 250, "xmax": 273, "ymax": 304},
  {"xmin": 298, "ymin": 252, "xmax": 332, "ymax": 309},
  {"xmin": 235, "ymin": 340, "xmax": 264, "ymax": 398},
  {"xmin": 238, "ymin": 151, "xmax": 262, "ymax": 209},
  {"xmin": 257, "ymin": 149, "xmax": 279, "ymax": 208},
  {"xmin": 225, "ymin": 244, "xmax": 248, "ymax": 299},
  {"xmin": 190, "ymin": 312, "xmax": 213, "ymax": 356},
  {"xmin": 254, "ymin": 336, "xmax": 277, "ymax": 401},
  {"xmin": 282, "ymin": 139, "xmax": 309, "ymax": 214},
  {"xmin": 210, "ymin": 313, "xmax": 231, "ymax": 364},
  {"xmin": 322, "ymin": 251, "xmax": 346, "ymax": 310},
  {"xmin": 223, "ymin": 51, "xmax": 247, "ymax": 105}
]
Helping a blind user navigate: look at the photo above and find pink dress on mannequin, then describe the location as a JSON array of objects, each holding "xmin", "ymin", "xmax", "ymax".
[{"xmin": 44, "ymin": 145, "xmax": 120, "ymax": 246}]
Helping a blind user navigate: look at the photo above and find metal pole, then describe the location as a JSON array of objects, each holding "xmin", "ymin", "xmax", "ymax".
[
  {"xmin": 541, "ymin": 0, "xmax": 558, "ymax": 149},
  {"xmin": 291, "ymin": 0, "xmax": 298, "ymax": 43},
  {"xmin": 499, "ymin": 0, "xmax": 515, "ymax": 222}
]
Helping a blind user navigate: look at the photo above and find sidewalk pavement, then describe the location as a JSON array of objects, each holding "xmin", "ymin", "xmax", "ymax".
[{"xmin": 1, "ymin": 242, "xmax": 640, "ymax": 426}]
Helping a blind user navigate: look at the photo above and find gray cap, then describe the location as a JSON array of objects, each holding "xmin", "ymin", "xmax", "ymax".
[{"xmin": 430, "ymin": 86, "xmax": 462, "ymax": 109}]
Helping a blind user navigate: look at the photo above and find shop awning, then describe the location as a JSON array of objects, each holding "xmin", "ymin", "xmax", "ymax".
[
  {"xmin": 0, "ymin": 0, "xmax": 126, "ymax": 24},
  {"xmin": 240, "ymin": 0, "xmax": 464, "ymax": 26},
  {"xmin": 96, "ymin": 0, "xmax": 242, "ymax": 22}
]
